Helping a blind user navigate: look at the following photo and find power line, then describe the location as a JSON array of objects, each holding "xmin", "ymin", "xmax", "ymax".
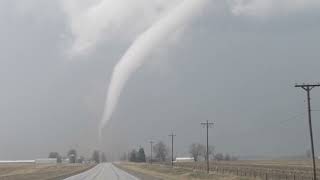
[
  {"xmin": 235, "ymin": 111, "xmax": 306, "ymax": 136},
  {"xmin": 278, "ymin": 112, "xmax": 306, "ymax": 128},
  {"xmin": 201, "ymin": 120, "xmax": 214, "ymax": 174},
  {"xmin": 295, "ymin": 83, "xmax": 320, "ymax": 180}
]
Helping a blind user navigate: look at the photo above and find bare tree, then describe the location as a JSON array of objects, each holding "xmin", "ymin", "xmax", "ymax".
[
  {"xmin": 129, "ymin": 149, "xmax": 137, "ymax": 162},
  {"xmin": 224, "ymin": 153, "xmax": 231, "ymax": 161},
  {"xmin": 189, "ymin": 143, "xmax": 205, "ymax": 161},
  {"xmin": 48, "ymin": 152, "xmax": 61, "ymax": 163},
  {"xmin": 231, "ymin": 155, "xmax": 238, "ymax": 161},
  {"xmin": 207, "ymin": 146, "xmax": 215, "ymax": 161},
  {"xmin": 189, "ymin": 143, "xmax": 214, "ymax": 161},
  {"xmin": 214, "ymin": 153, "xmax": 224, "ymax": 161},
  {"xmin": 153, "ymin": 141, "xmax": 168, "ymax": 162},
  {"xmin": 92, "ymin": 150, "xmax": 100, "ymax": 163},
  {"xmin": 67, "ymin": 149, "xmax": 77, "ymax": 163}
]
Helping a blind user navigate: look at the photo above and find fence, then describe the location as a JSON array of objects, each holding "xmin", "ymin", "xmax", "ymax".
[{"xmin": 175, "ymin": 163, "xmax": 319, "ymax": 180}]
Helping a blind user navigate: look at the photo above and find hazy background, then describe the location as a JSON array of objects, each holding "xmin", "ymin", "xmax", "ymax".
[{"xmin": 1, "ymin": 0, "xmax": 320, "ymax": 160}]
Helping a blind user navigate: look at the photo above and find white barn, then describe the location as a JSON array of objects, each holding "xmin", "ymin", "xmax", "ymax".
[
  {"xmin": 174, "ymin": 157, "xmax": 194, "ymax": 163},
  {"xmin": 35, "ymin": 158, "xmax": 57, "ymax": 164}
]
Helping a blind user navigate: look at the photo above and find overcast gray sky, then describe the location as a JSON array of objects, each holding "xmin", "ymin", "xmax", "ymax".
[{"xmin": 1, "ymin": 0, "xmax": 320, "ymax": 160}]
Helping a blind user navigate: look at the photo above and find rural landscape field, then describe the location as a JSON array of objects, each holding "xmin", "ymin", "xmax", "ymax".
[
  {"xmin": 0, "ymin": 160, "xmax": 319, "ymax": 180},
  {"xmin": 117, "ymin": 160, "xmax": 320, "ymax": 180},
  {"xmin": 0, "ymin": 163, "xmax": 93, "ymax": 180},
  {"xmin": 1, "ymin": 0, "xmax": 320, "ymax": 179}
]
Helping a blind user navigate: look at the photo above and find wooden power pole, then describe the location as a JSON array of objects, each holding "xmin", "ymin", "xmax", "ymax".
[
  {"xmin": 295, "ymin": 83, "xmax": 320, "ymax": 180},
  {"xmin": 149, "ymin": 140, "xmax": 154, "ymax": 164},
  {"xmin": 201, "ymin": 120, "xmax": 214, "ymax": 174},
  {"xmin": 169, "ymin": 133, "xmax": 176, "ymax": 167}
]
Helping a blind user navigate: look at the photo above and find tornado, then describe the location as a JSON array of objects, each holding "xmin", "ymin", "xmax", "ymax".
[{"xmin": 99, "ymin": 0, "xmax": 208, "ymax": 136}]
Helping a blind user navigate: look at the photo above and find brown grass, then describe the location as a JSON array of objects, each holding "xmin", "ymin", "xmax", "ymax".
[
  {"xmin": 0, "ymin": 163, "xmax": 94, "ymax": 180},
  {"xmin": 118, "ymin": 162, "xmax": 255, "ymax": 180},
  {"xmin": 175, "ymin": 160, "xmax": 319, "ymax": 180}
]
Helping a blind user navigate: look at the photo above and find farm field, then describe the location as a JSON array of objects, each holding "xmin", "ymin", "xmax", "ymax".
[
  {"xmin": 175, "ymin": 160, "xmax": 320, "ymax": 180},
  {"xmin": 117, "ymin": 162, "xmax": 255, "ymax": 180},
  {"xmin": 0, "ymin": 163, "xmax": 94, "ymax": 180}
]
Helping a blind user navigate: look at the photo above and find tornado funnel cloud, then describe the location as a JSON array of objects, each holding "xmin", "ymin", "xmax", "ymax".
[{"xmin": 99, "ymin": 0, "xmax": 208, "ymax": 135}]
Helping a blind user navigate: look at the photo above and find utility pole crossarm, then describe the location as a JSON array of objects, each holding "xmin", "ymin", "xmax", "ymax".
[
  {"xmin": 201, "ymin": 124, "xmax": 214, "ymax": 126},
  {"xmin": 201, "ymin": 122, "xmax": 214, "ymax": 127},
  {"xmin": 295, "ymin": 84, "xmax": 320, "ymax": 88},
  {"xmin": 295, "ymin": 84, "xmax": 320, "ymax": 91}
]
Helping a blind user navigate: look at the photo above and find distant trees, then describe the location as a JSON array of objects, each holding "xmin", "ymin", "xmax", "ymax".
[
  {"xmin": 129, "ymin": 147, "xmax": 146, "ymax": 162},
  {"xmin": 189, "ymin": 143, "xmax": 214, "ymax": 161},
  {"xmin": 207, "ymin": 146, "xmax": 214, "ymax": 161},
  {"xmin": 231, "ymin": 155, "xmax": 238, "ymax": 161},
  {"xmin": 214, "ymin": 153, "xmax": 224, "ymax": 161},
  {"xmin": 48, "ymin": 152, "xmax": 61, "ymax": 163},
  {"xmin": 120, "ymin": 153, "xmax": 128, "ymax": 161},
  {"xmin": 77, "ymin": 156, "xmax": 85, "ymax": 163},
  {"xmin": 224, "ymin": 154, "xmax": 231, "ymax": 161},
  {"xmin": 68, "ymin": 149, "xmax": 77, "ymax": 163},
  {"xmin": 129, "ymin": 149, "xmax": 137, "ymax": 162},
  {"xmin": 101, "ymin": 152, "xmax": 107, "ymax": 163},
  {"xmin": 91, "ymin": 150, "xmax": 107, "ymax": 163},
  {"xmin": 189, "ymin": 143, "xmax": 205, "ymax": 161},
  {"xmin": 47, "ymin": 149, "xmax": 110, "ymax": 164},
  {"xmin": 153, "ymin": 141, "xmax": 168, "ymax": 162},
  {"xmin": 92, "ymin": 150, "xmax": 100, "ymax": 164},
  {"xmin": 137, "ymin": 148, "xmax": 146, "ymax": 162},
  {"xmin": 214, "ymin": 153, "xmax": 238, "ymax": 161}
]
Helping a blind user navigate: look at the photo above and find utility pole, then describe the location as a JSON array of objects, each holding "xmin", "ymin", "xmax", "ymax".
[
  {"xmin": 295, "ymin": 83, "xmax": 320, "ymax": 180},
  {"xmin": 149, "ymin": 140, "xmax": 154, "ymax": 164},
  {"xmin": 169, "ymin": 133, "xmax": 176, "ymax": 167},
  {"xmin": 201, "ymin": 120, "xmax": 214, "ymax": 174}
]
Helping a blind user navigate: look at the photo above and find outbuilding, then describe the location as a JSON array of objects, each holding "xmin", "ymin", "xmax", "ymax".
[{"xmin": 35, "ymin": 158, "xmax": 57, "ymax": 164}]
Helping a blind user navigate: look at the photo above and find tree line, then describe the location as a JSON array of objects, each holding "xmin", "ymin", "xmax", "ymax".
[
  {"xmin": 189, "ymin": 143, "xmax": 238, "ymax": 161},
  {"xmin": 48, "ymin": 149, "xmax": 107, "ymax": 164},
  {"xmin": 126, "ymin": 142, "xmax": 238, "ymax": 163},
  {"xmin": 129, "ymin": 147, "xmax": 146, "ymax": 162}
]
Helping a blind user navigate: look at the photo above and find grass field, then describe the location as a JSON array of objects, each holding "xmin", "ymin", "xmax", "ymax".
[
  {"xmin": 175, "ymin": 160, "xmax": 320, "ymax": 180},
  {"xmin": 204, "ymin": 159, "xmax": 320, "ymax": 167},
  {"xmin": 117, "ymin": 162, "xmax": 255, "ymax": 180},
  {"xmin": 0, "ymin": 163, "xmax": 94, "ymax": 180},
  {"xmin": 118, "ymin": 160, "xmax": 320, "ymax": 180}
]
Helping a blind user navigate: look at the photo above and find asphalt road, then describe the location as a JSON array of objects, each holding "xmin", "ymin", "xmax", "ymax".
[{"xmin": 64, "ymin": 163, "xmax": 139, "ymax": 180}]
